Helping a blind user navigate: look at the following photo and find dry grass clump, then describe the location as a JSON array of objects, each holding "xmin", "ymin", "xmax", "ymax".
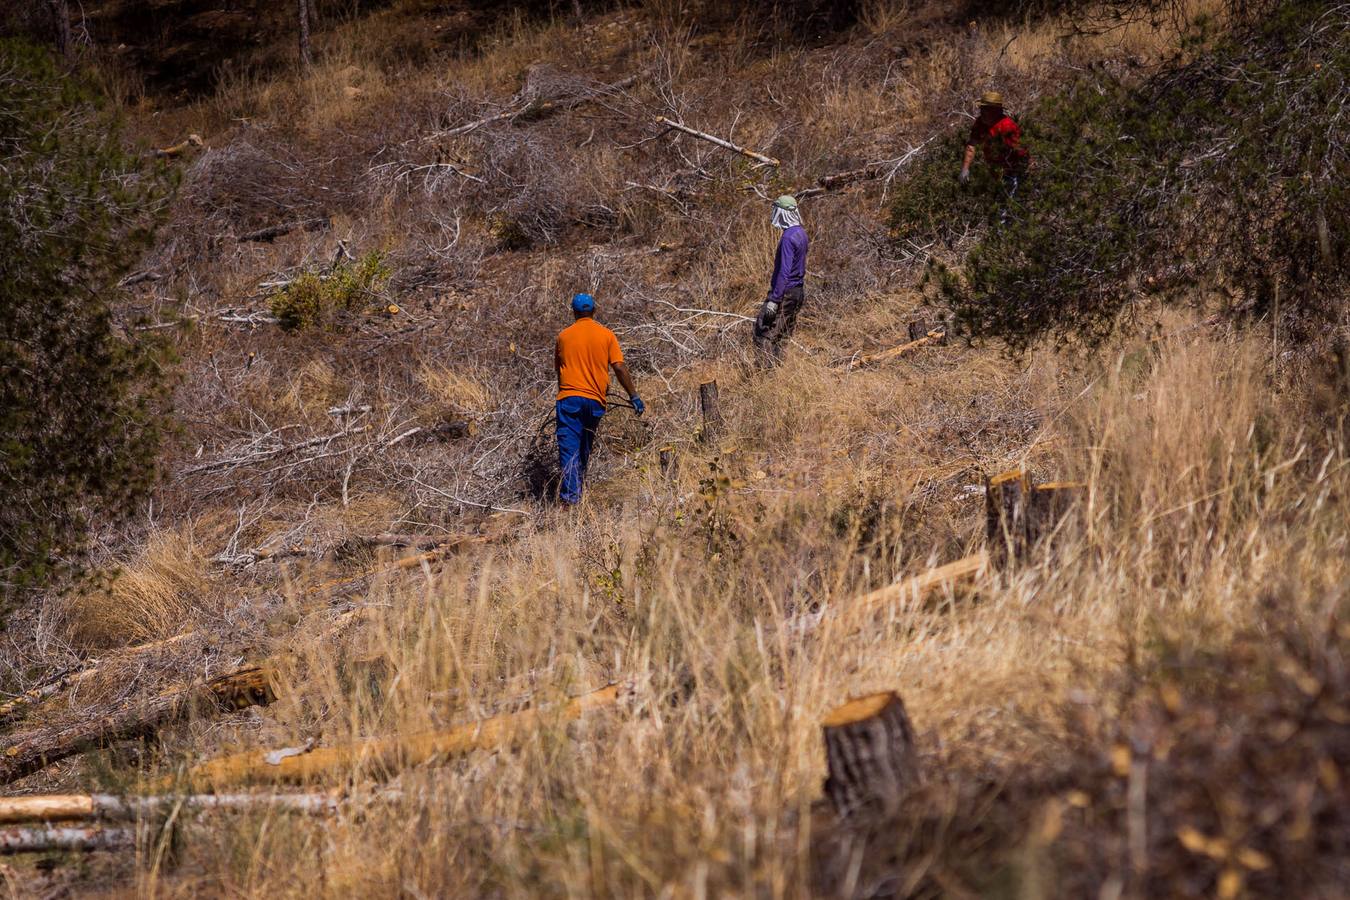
[
  {"xmin": 417, "ymin": 361, "xmax": 494, "ymax": 419},
  {"xmin": 58, "ymin": 531, "xmax": 216, "ymax": 650}
]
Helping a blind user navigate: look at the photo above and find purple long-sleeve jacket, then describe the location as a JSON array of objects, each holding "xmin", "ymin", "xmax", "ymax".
[{"xmin": 768, "ymin": 225, "xmax": 809, "ymax": 301}]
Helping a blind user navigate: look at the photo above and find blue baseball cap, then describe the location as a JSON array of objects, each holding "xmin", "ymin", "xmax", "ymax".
[{"xmin": 572, "ymin": 292, "xmax": 595, "ymax": 313}]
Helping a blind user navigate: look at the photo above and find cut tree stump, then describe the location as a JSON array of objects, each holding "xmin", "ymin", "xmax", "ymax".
[
  {"xmin": 907, "ymin": 319, "xmax": 946, "ymax": 344},
  {"xmin": 0, "ymin": 666, "xmax": 276, "ymax": 786},
  {"xmin": 1025, "ymin": 481, "xmax": 1088, "ymax": 550},
  {"xmin": 985, "ymin": 469, "xmax": 1030, "ymax": 564},
  {"xmin": 699, "ymin": 381, "xmax": 724, "ymax": 443},
  {"xmin": 168, "ymin": 682, "xmax": 621, "ymax": 789},
  {"xmin": 822, "ymin": 692, "xmax": 921, "ymax": 819},
  {"xmin": 986, "ymin": 471, "xmax": 1086, "ymax": 565}
]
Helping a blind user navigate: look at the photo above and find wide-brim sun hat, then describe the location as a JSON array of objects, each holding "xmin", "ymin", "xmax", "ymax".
[
  {"xmin": 773, "ymin": 195, "xmax": 798, "ymax": 210},
  {"xmin": 978, "ymin": 90, "xmax": 1004, "ymax": 107}
]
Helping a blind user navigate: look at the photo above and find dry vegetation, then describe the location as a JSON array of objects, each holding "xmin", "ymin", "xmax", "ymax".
[{"xmin": 1, "ymin": 0, "xmax": 1345, "ymax": 896}]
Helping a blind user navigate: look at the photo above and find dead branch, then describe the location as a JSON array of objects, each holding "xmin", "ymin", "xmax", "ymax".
[
  {"xmin": 180, "ymin": 424, "xmax": 369, "ymax": 478},
  {"xmin": 796, "ymin": 138, "xmax": 937, "ymax": 198},
  {"xmin": 0, "ymin": 666, "xmax": 276, "ymax": 786},
  {"xmin": 653, "ymin": 116, "xmax": 780, "ymax": 168},
  {"xmin": 427, "ymin": 74, "xmax": 638, "ymax": 140},
  {"xmin": 847, "ymin": 326, "xmax": 947, "ymax": 370},
  {"xmin": 237, "ymin": 216, "xmax": 330, "ymax": 243},
  {"xmin": 792, "ymin": 552, "xmax": 989, "ymax": 638},
  {"xmin": 168, "ymin": 683, "xmax": 622, "ymax": 788}
]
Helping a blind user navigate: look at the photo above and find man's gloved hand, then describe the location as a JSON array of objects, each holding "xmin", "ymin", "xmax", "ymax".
[
  {"xmin": 762, "ymin": 299, "xmax": 779, "ymax": 324},
  {"xmin": 959, "ymin": 168, "xmax": 970, "ymax": 185},
  {"xmin": 630, "ymin": 396, "xmax": 645, "ymax": 417}
]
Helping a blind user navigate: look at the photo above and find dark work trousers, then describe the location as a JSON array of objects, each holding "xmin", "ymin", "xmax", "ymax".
[
  {"xmin": 556, "ymin": 396, "xmax": 605, "ymax": 504},
  {"xmin": 753, "ymin": 285, "xmax": 805, "ymax": 364}
]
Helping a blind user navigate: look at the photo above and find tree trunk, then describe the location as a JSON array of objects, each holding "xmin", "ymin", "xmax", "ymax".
[
  {"xmin": 47, "ymin": 0, "xmax": 73, "ymax": 60},
  {"xmin": 0, "ymin": 666, "xmax": 275, "ymax": 786},
  {"xmin": 297, "ymin": 0, "xmax": 312, "ymax": 66},
  {"xmin": 821, "ymin": 692, "xmax": 921, "ymax": 819},
  {"xmin": 699, "ymin": 381, "xmax": 723, "ymax": 443}
]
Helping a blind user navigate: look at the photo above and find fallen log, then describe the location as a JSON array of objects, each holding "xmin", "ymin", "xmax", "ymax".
[
  {"xmin": 822, "ymin": 691, "xmax": 921, "ymax": 819},
  {"xmin": 169, "ymin": 682, "xmax": 621, "ymax": 789},
  {"xmin": 0, "ymin": 666, "xmax": 276, "ymax": 787},
  {"xmin": 843, "ymin": 552, "xmax": 988, "ymax": 624},
  {"xmin": 0, "ymin": 630, "xmax": 206, "ymax": 727},
  {"xmin": 847, "ymin": 323, "xmax": 947, "ymax": 370},
  {"xmin": 154, "ymin": 133, "xmax": 203, "ymax": 158},
  {"xmin": 791, "ymin": 552, "xmax": 988, "ymax": 639},
  {"xmin": 0, "ymin": 825, "xmax": 134, "ymax": 855},
  {"xmin": 0, "ymin": 792, "xmax": 344, "ymax": 824},
  {"xmin": 653, "ymin": 116, "xmax": 780, "ymax": 168},
  {"xmin": 237, "ymin": 216, "xmax": 330, "ymax": 244}
]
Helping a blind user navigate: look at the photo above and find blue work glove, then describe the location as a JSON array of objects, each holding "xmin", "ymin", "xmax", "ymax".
[{"xmin": 630, "ymin": 396, "xmax": 645, "ymax": 417}]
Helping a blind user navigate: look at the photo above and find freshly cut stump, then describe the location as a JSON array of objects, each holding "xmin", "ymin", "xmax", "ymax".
[
  {"xmin": 699, "ymin": 381, "xmax": 723, "ymax": 443},
  {"xmin": 822, "ymin": 692, "xmax": 920, "ymax": 819},
  {"xmin": 985, "ymin": 469, "xmax": 1029, "ymax": 564},
  {"xmin": 906, "ymin": 320, "xmax": 946, "ymax": 344},
  {"xmin": 1025, "ymin": 481, "xmax": 1087, "ymax": 549}
]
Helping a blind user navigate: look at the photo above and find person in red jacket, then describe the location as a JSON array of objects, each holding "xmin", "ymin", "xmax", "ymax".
[{"xmin": 960, "ymin": 91, "xmax": 1030, "ymax": 196}]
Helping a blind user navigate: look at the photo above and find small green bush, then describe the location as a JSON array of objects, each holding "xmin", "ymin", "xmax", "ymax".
[
  {"xmin": 269, "ymin": 250, "xmax": 390, "ymax": 330},
  {"xmin": 892, "ymin": 0, "xmax": 1347, "ymax": 351}
]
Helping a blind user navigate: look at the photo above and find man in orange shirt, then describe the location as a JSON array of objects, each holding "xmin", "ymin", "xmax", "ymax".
[{"xmin": 554, "ymin": 293, "xmax": 644, "ymax": 504}]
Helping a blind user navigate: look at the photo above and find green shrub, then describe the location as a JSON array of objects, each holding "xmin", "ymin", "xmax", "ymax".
[
  {"xmin": 892, "ymin": 0, "xmax": 1347, "ymax": 351},
  {"xmin": 269, "ymin": 250, "xmax": 390, "ymax": 330},
  {"xmin": 0, "ymin": 40, "xmax": 173, "ymax": 602}
]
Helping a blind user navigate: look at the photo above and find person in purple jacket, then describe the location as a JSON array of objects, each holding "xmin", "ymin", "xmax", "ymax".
[{"xmin": 753, "ymin": 195, "xmax": 809, "ymax": 363}]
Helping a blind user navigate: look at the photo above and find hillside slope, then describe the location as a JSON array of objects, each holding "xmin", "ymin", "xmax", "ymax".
[{"xmin": 1, "ymin": 1, "xmax": 1346, "ymax": 896}]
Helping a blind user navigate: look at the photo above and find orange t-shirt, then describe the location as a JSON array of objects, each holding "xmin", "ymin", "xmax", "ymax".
[{"xmin": 556, "ymin": 317, "xmax": 623, "ymax": 405}]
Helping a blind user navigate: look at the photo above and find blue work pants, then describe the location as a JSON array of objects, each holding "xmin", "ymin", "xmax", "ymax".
[{"xmin": 556, "ymin": 396, "xmax": 605, "ymax": 504}]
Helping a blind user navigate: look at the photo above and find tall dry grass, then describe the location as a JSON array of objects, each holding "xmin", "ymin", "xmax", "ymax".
[{"xmin": 121, "ymin": 320, "xmax": 1348, "ymax": 897}]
